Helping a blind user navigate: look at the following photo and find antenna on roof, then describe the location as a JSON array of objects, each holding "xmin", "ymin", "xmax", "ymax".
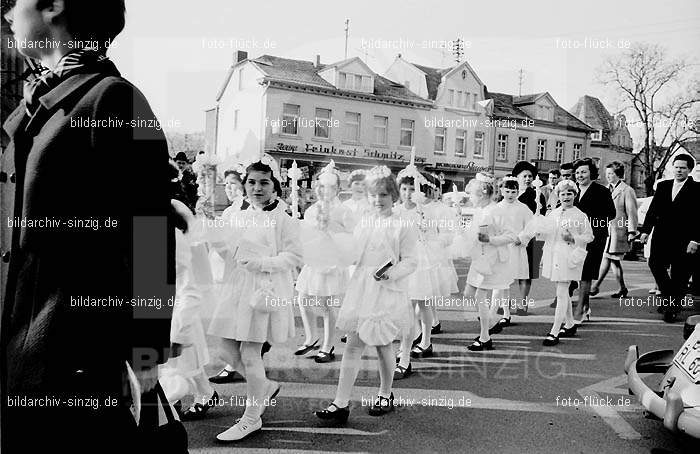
[
  {"xmin": 453, "ymin": 37, "xmax": 464, "ymax": 63},
  {"xmin": 344, "ymin": 19, "xmax": 349, "ymax": 59},
  {"xmin": 518, "ymin": 68, "xmax": 524, "ymax": 96}
]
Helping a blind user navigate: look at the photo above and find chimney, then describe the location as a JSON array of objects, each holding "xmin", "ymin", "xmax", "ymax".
[
  {"xmin": 234, "ymin": 50, "xmax": 248, "ymax": 64},
  {"xmin": 315, "ymin": 54, "xmax": 321, "ymax": 68}
]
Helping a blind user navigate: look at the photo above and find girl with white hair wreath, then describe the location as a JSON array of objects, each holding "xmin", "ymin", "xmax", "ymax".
[{"xmin": 521, "ymin": 179, "xmax": 594, "ymax": 346}]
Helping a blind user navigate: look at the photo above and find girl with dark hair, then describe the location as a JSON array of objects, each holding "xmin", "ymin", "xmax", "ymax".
[
  {"xmin": 209, "ymin": 158, "xmax": 302, "ymax": 442},
  {"xmin": 315, "ymin": 167, "xmax": 417, "ymax": 421}
]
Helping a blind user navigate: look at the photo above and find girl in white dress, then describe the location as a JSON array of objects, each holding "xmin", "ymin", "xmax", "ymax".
[
  {"xmin": 521, "ymin": 180, "xmax": 594, "ymax": 346},
  {"xmin": 315, "ymin": 167, "xmax": 418, "ymax": 422},
  {"xmin": 209, "ymin": 158, "xmax": 302, "ymax": 442},
  {"xmin": 295, "ymin": 161, "xmax": 356, "ymax": 362},
  {"xmin": 342, "ymin": 170, "xmax": 370, "ymax": 221},
  {"xmin": 159, "ymin": 199, "xmax": 217, "ymax": 420},
  {"xmin": 454, "ymin": 173, "xmax": 516, "ymax": 351},
  {"xmin": 488, "ymin": 177, "xmax": 533, "ymax": 329},
  {"xmin": 393, "ymin": 167, "xmax": 440, "ymax": 379}
]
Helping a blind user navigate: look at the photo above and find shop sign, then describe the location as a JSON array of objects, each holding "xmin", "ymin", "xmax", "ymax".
[{"xmin": 273, "ymin": 142, "xmax": 425, "ymax": 163}]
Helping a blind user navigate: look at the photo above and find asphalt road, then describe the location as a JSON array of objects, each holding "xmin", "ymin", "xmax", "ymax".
[{"xmin": 184, "ymin": 259, "xmax": 698, "ymax": 454}]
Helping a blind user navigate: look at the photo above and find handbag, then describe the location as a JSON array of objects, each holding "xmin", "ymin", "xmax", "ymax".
[{"xmin": 137, "ymin": 382, "xmax": 189, "ymax": 453}]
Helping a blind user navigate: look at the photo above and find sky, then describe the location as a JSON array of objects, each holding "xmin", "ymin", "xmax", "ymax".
[{"xmin": 109, "ymin": 0, "xmax": 700, "ymax": 138}]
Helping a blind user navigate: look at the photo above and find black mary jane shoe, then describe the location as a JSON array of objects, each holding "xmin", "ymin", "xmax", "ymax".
[
  {"xmin": 294, "ymin": 339, "xmax": 320, "ymax": 356},
  {"xmin": 542, "ymin": 334, "xmax": 559, "ymax": 346},
  {"xmin": 558, "ymin": 325, "xmax": 578, "ymax": 338},
  {"xmin": 497, "ymin": 317, "xmax": 511, "ymax": 327},
  {"xmin": 589, "ymin": 287, "xmax": 600, "ymax": 297},
  {"xmin": 314, "ymin": 346, "xmax": 336, "ymax": 363},
  {"xmin": 394, "ymin": 363, "xmax": 412, "ymax": 380},
  {"xmin": 315, "ymin": 403, "xmax": 350, "ymax": 423},
  {"xmin": 412, "ymin": 333, "xmax": 423, "ymax": 347},
  {"xmin": 431, "ymin": 323, "xmax": 442, "ymax": 335},
  {"xmin": 611, "ymin": 288, "xmax": 628, "ymax": 298},
  {"xmin": 181, "ymin": 391, "xmax": 219, "ymax": 421},
  {"xmin": 488, "ymin": 323, "xmax": 503, "ymax": 335},
  {"xmin": 261, "ymin": 341, "xmax": 272, "ymax": 357},
  {"xmin": 209, "ymin": 368, "xmax": 244, "ymax": 384},
  {"xmin": 468, "ymin": 338, "xmax": 493, "ymax": 351},
  {"xmin": 410, "ymin": 344, "xmax": 433, "ymax": 358},
  {"xmin": 516, "ymin": 306, "xmax": 529, "ymax": 316},
  {"xmin": 368, "ymin": 393, "xmax": 395, "ymax": 416}
]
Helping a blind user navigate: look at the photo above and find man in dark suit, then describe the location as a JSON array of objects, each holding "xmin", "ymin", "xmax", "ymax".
[
  {"xmin": 639, "ymin": 154, "xmax": 700, "ymax": 322},
  {"xmin": 1, "ymin": 1, "xmax": 175, "ymax": 451},
  {"xmin": 573, "ymin": 158, "xmax": 616, "ymax": 322}
]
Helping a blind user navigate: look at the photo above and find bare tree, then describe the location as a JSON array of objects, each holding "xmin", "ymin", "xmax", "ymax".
[{"xmin": 597, "ymin": 43, "xmax": 699, "ymax": 195}]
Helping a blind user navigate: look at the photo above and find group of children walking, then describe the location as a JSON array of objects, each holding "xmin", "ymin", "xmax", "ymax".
[{"xmin": 164, "ymin": 154, "xmax": 594, "ymax": 443}]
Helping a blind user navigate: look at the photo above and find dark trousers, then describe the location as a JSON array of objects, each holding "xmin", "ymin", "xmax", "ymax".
[{"xmin": 648, "ymin": 248, "xmax": 695, "ymax": 313}]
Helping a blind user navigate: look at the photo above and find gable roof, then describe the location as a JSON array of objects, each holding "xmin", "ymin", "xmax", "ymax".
[
  {"xmin": 410, "ymin": 62, "xmax": 452, "ymax": 100},
  {"xmin": 487, "ymin": 90, "xmax": 595, "ymax": 133},
  {"xmin": 216, "ymin": 54, "xmax": 430, "ymax": 106},
  {"xmin": 569, "ymin": 95, "xmax": 613, "ymax": 131}
]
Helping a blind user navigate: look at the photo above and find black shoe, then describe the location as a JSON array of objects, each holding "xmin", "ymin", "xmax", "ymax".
[
  {"xmin": 368, "ymin": 393, "xmax": 394, "ymax": 416},
  {"xmin": 549, "ymin": 298, "xmax": 557, "ymax": 309},
  {"xmin": 431, "ymin": 323, "xmax": 442, "ymax": 335},
  {"xmin": 517, "ymin": 305, "xmax": 529, "ymax": 315},
  {"xmin": 412, "ymin": 333, "xmax": 422, "ymax": 347},
  {"xmin": 410, "ymin": 344, "xmax": 433, "ymax": 358},
  {"xmin": 294, "ymin": 339, "xmax": 319, "ymax": 356},
  {"xmin": 468, "ymin": 338, "xmax": 493, "ymax": 351},
  {"xmin": 663, "ymin": 311, "xmax": 678, "ymax": 323},
  {"xmin": 589, "ymin": 287, "xmax": 599, "ymax": 297},
  {"xmin": 488, "ymin": 323, "xmax": 503, "ymax": 335},
  {"xmin": 611, "ymin": 288, "xmax": 628, "ymax": 298},
  {"xmin": 261, "ymin": 341, "xmax": 271, "ymax": 357},
  {"xmin": 181, "ymin": 391, "xmax": 219, "ymax": 421},
  {"xmin": 542, "ymin": 334, "xmax": 559, "ymax": 346},
  {"xmin": 558, "ymin": 325, "xmax": 578, "ymax": 338},
  {"xmin": 569, "ymin": 281, "xmax": 579, "ymax": 297},
  {"xmin": 315, "ymin": 403, "xmax": 349, "ymax": 423},
  {"xmin": 497, "ymin": 317, "xmax": 511, "ymax": 327},
  {"xmin": 314, "ymin": 346, "xmax": 335, "ymax": 363},
  {"xmin": 209, "ymin": 368, "xmax": 244, "ymax": 384},
  {"xmin": 394, "ymin": 363, "xmax": 412, "ymax": 380}
]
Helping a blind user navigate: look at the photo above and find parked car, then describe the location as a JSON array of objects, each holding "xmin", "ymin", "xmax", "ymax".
[{"xmin": 625, "ymin": 315, "xmax": 700, "ymax": 439}]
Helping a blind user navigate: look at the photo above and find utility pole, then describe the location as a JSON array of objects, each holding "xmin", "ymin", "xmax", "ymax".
[
  {"xmin": 452, "ymin": 37, "xmax": 464, "ymax": 63},
  {"xmin": 344, "ymin": 19, "xmax": 349, "ymax": 59},
  {"xmin": 518, "ymin": 68, "xmax": 524, "ymax": 96}
]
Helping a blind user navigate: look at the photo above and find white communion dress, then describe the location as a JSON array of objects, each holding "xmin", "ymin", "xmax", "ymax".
[
  {"xmin": 336, "ymin": 211, "xmax": 418, "ymax": 346},
  {"xmin": 422, "ymin": 201, "xmax": 459, "ymax": 295},
  {"xmin": 493, "ymin": 199, "xmax": 533, "ymax": 280}
]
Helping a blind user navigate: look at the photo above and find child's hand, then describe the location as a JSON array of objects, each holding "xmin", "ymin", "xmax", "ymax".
[
  {"xmin": 561, "ymin": 230, "xmax": 574, "ymax": 244},
  {"xmin": 514, "ymin": 238, "xmax": 522, "ymax": 246},
  {"xmin": 239, "ymin": 258, "xmax": 263, "ymax": 272}
]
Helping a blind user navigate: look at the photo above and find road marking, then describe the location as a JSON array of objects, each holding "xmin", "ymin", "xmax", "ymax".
[{"xmin": 577, "ymin": 374, "xmax": 642, "ymax": 440}]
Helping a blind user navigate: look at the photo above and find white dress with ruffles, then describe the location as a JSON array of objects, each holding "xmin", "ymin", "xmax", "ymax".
[
  {"xmin": 336, "ymin": 212, "xmax": 418, "ymax": 346},
  {"xmin": 208, "ymin": 202, "xmax": 301, "ymax": 343}
]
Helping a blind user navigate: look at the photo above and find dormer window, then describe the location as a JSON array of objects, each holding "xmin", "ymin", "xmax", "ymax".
[
  {"xmin": 337, "ymin": 71, "xmax": 372, "ymax": 92},
  {"xmin": 537, "ymin": 105, "xmax": 553, "ymax": 121},
  {"xmin": 591, "ymin": 129, "xmax": 603, "ymax": 141}
]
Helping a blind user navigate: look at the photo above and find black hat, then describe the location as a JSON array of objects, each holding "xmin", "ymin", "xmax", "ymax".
[
  {"xmin": 512, "ymin": 160, "xmax": 537, "ymax": 177},
  {"xmin": 173, "ymin": 152, "xmax": 189, "ymax": 163}
]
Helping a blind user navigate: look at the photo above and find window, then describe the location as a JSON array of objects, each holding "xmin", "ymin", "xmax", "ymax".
[
  {"xmin": 463, "ymin": 92, "xmax": 469, "ymax": 108},
  {"xmin": 344, "ymin": 112, "xmax": 360, "ymax": 142},
  {"xmin": 517, "ymin": 137, "xmax": 528, "ymax": 161},
  {"xmin": 471, "ymin": 94, "xmax": 477, "ymax": 110},
  {"xmin": 474, "ymin": 131, "xmax": 484, "ymax": 157},
  {"xmin": 591, "ymin": 129, "xmax": 603, "ymax": 141},
  {"xmin": 400, "ymin": 119, "xmax": 414, "ymax": 147},
  {"xmin": 373, "ymin": 115, "xmax": 388, "ymax": 145},
  {"xmin": 456, "ymin": 91, "xmax": 463, "ymax": 107},
  {"xmin": 355, "ymin": 75, "xmax": 362, "ymax": 90},
  {"xmin": 497, "ymin": 134, "xmax": 508, "ymax": 160},
  {"xmin": 537, "ymin": 139, "xmax": 547, "ymax": 160},
  {"xmin": 238, "ymin": 67, "xmax": 245, "ymax": 90},
  {"xmin": 555, "ymin": 141, "xmax": 565, "ymax": 162},
  {"xmin": 314, "ymin": 108, "xmax": 332, "ymax": 138},
  {"xmin": 448, "ymin": 89, "xmax": 455, "ymax": 106},
  {"xmin": 435, "ymin": 127, "xmax": 446, "ymax": 153},
  {"xmin": 282, "ymin": 103, "xmax": 300, "ymax": 135},
  {"xmin": 573, "ymin": 143, "xmax": 582, "ymax": 160},
  {"xmin": 537, "ymin": 105, "xmax": 552, "ymax": 121},
  {"xmin": 362, "ymin": 76, "xmax": 372, "ymax": 91},
  {"xmin": 455, "ymin": 129, "xmax": 466, "ymax": 155},
  {"xmin": 233, "ymin": 109, "xmax": 239, "ymax": 130},
  {"xmin": 338, "ymin": 72, "xmax": 346, "ymax": 88}
]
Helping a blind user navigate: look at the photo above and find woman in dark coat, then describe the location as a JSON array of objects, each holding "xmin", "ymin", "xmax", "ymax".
[{"xmin": 512, "ymin": 161, "xmax": 546, "ymax": 315}]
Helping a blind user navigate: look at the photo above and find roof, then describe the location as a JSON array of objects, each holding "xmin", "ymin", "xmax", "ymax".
[
  {"xmin": 216, "ymin": 54, "xmax": 430, "ymax": 106},
  {"xmin": 512, "ymin": 93, "xmax": 548, "ymax": 105},
  {"xmin": 486, "ymin": 91, "xmax": 595, "ymax": 132},
  {"xmin": 569, "ymin": 95, "xmax": 613, "ymax": 131},
  {"xmin": 410, "ymin": 62, "xmax": 452, "ymax": 100}
]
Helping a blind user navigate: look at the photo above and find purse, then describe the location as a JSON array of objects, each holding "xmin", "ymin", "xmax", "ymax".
[{"xmin": 137, "ymin": 382, "xmax": 189, "ymax": 453}]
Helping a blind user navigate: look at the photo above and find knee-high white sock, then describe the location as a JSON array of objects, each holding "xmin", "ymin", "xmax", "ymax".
[
  {"xmin": 417, "ymin": 302, "xmax": 433, "ymax": 349},
  {"xmin": 220, "ymin": 338, "xmax": 245, "ymax": 378},
  {"xmin": 321, "ymin": 299, "xmax": 336, "ymax": 352},
  {"xmin": 476, "ymin": 288, "xmax": 491, "ymax": 341},
  {"xmin": 333, "ymin": 333, "xmax": 365, "ymax": 408},
  {"xmin": 240, "ymin": 342, "xmax": 267, "ymax": 421},
  {"xmin": 298, "ymin": 295, "xmax": 314, "ymax": 344},
  {"xmin": 191, "ymin": 370, "xmax": 215, "ymax": 403},
  {"xmin": 550, "ymin": 282, "xmax": 570, "ymax": 336},
  {"xmin": 376, "ymin": 344, "xmax": 395, "ymax": 397}
]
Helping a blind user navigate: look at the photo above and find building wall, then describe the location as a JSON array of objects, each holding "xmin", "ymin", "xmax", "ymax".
[
  {"xmin": 585, "ymin": 145, "xmax": 636, "ymax": 184},
  {"xmin": 384, "ymin": 58, "xmax": 429, "ymax": 99}
]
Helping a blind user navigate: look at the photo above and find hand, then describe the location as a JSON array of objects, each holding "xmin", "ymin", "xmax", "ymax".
[
  {"xmin": 639, "ymin": 233, "xmax": 649, "ymax": 244},
  {"xmin": 627, "ymin": 232, "xmax": 636, "ymax": 243},
  {"xmin": 239, "ymin": 258, "xmax": 263, "ymax": 272},
  {"xmin": 514, "ymin": 238, "xmax": 522, "ymax": 246},
  {"xmin": 373, "ymin": 270, "xmax": 391, "ymax": 281},
  {"xmin": 477, "ymin": 232, "xmax": 490, "ymax": 243},
  {"xmin": 687, "ymin": 241, "xmax": 699, "ymax": 254},
  {"xmin": 134, "ymin": 366, "xmax": 159, "ymax": 394},
  {"xmin": 561, "ymin": 230, "xmax": 574, "ymax": 244}
]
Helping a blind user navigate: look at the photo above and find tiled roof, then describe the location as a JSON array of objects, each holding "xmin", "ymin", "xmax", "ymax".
[
  {"xmin": 411, "ymin": 62, "xmax": 452, "ymax": 100},
  {"xmin": 513, "ymin": 93, "xmax": 547, "ymax": 105},
  {"xmin": 487, "ymin": 91, "xmax": 595, "ymax": 132},
  {"xmin": 569, "ymin": 95, "xmax": 613, "ymax": 131},
  {"xmin": 216, "ymin": 54, "xmax": 430, "ymax": 106}
]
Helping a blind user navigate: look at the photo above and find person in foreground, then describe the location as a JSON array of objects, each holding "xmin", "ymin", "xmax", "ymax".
[
  {"xmin": 1, "ymin": 1, "xmax": 176, "ymax": 451},
  {"xmin": 315, "ymin": 166, "xmax": 417, "ymax": 422}
]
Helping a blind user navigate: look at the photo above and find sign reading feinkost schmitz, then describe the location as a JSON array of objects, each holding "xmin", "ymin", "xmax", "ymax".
[{"xmin": 273, "ymin": 142, "xmax": 426, "ymax": 163}]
